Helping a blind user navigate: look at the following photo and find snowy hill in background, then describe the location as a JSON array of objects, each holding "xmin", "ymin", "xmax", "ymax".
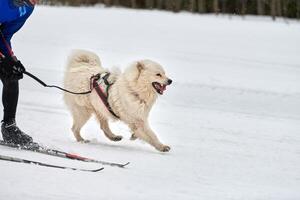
[{"xmin": 0, "ymin": 6, "xmax": 300, "ymax": 200}]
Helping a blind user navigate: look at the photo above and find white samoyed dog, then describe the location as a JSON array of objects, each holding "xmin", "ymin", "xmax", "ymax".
[{"xmin": 64, "ymin": 50, "xmax": 172, "ymax": 152}]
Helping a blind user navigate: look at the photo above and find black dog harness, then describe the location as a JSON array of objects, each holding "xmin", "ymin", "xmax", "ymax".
[{"xmin": 90, "ymin": 72, "xmax": 119, "ymax": 119}]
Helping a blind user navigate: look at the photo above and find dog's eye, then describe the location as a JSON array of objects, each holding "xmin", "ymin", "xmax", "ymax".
[{"xmin": 156, "ymin": 73, "xmax": 162, "ymax": 77}]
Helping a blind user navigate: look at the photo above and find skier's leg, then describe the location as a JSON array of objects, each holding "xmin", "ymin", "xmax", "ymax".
[
  {"xmin": 1, "ymin": 79, "xmax": 19, "ymax": 122},
  {"xmin": 0, "ymin": 77, "xmax": 32, "ymax": 145}
]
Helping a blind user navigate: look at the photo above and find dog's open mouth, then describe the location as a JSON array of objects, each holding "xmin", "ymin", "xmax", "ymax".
[{"xmin": 152, "ymin": 82, "xmax": 167, "ymax": 95}]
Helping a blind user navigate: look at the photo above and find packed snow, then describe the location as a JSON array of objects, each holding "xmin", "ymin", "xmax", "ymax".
[{"xmin": 0, "ymin": 6, "xmax": 300, "ymax": 200}]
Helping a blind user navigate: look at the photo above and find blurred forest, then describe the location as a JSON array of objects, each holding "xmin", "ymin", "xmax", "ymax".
[{"xmin": 39, "ymin": 0, "xmax": 300, "ymax": 19}]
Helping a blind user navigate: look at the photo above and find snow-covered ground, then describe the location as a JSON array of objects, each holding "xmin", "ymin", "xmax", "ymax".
[{"xmin": 1, "ymin": 6, "xmax": 300, "ymax": 200}]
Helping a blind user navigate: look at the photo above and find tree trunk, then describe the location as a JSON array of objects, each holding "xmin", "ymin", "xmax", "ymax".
[
  {"xmin": 103, "ymin": 0, "xmax": 112, "ymax": 6},
  {"xmin": 241, "ymin": 0, "xmax": 247, "ymax": 16},
  {"xmin": 131, "ymin": 0, "xmax": 136, "ymax": 8},
  {"xmin": 145, "ymin": 0, "xmax": 155, "ymax": 9},
  {"xmin": 276, "ymin": 0, "xmax": 282, "ymax": 16},
  {"xmin": 270, "ymin": 0, "xmax": 276, "ymax": 20},
  {"xmin": 197, "ymin": 0, "xmax": 206, "ymax": 13},
  {"xmin": 282, "ymin": 0, "xmax": 286, "ymax": 17},
  {"xmin": 173, "ymin": 0, "xmax": 182, "ymax": 12},
  {"xmin": 221, "ymin": 0, "xmax": 226, "ymax": 14},
  {"xmin": 297, "ymin": 0, "xmax": 300, "ymax": 19},
  {"xmin": 257, "ymin": 0, "xmax": 264, "ymax": 15},
  {"xmin": 165, "ymin": 0, "xmax": 172, "ymax": 11},
  {"xmin": 114, "ymin": 0, "xmax": 120, "ymax": 6},
  {"xmin": 213, "ymin": 0, "xmax": 219, "ymax": 14},
  {"xmin": 189, "ymin": 0, "xmax": 197, "ymax": 12},
  {"xmin": 156, "ymin": 0, "xmax": 164, "ymax": 9}
]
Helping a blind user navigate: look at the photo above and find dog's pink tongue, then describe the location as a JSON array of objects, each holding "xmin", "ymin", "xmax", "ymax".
[{"xmin": 162, "ymin": 85, "xmax": 167, "ymax": 91}]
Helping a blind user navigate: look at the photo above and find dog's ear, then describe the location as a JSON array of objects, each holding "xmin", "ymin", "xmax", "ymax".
[
  {"xmin": 134, "ymin": 62, "xmax": 145, "ymax": 80},
  {"xmin": 125, "ymin": 61, "xmax": 145, "ymax": 82},
  {"xmin": 136, "ymin": 62, "xmax": 144, "ymax": 73}
]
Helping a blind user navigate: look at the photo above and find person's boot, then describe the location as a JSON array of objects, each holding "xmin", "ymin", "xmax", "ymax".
[{"xmin": 1, "ymin": 119, "xmax": 33, "ymax": 146}]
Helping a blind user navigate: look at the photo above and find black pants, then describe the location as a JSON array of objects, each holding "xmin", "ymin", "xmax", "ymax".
[{"xmin": 0, "ymin": 77, "xmax": 19, "ymax": 123}]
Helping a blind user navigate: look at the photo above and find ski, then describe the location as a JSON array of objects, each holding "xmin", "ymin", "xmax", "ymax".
[
  {"xmin": 0, "ymin": 140, "xmax": 129, "ymax": 168},
  {"xmin": 0, "ymin": 154, "xmax": 104, "ymax": 172}
]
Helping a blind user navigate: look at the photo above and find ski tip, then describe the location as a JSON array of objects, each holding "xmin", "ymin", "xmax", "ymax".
[
  {"xmin": 92, "ymin": 167, "xmax": 104, "ymax": 172},
  {"xmin": 120, "ymin": 162, "xmax": 130, "ymax": 168}
]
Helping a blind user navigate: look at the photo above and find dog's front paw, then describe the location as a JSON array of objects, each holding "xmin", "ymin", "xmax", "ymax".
[
  {"xmin": 157, "ymin": 145, "xmax": 171, "ymax": 152},
  {"xmin": 130, "ymin": 134, "xmax": 138, "ymax": 140},
  {"xmin": 111, "ymin": 135, "xmax": 123, "ymax": 142},
  {"xmin": 76, "ymin": 137, "xmax": 90, "ymax": 143},
  {"xmin": 79, "ymin": 139, "xmax": 90, "ymax": 143}
]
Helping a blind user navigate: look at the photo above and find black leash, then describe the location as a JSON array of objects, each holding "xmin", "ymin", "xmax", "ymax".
[
  {"xmin": 25, "ymin": 71, "xmax": 119, "ymax": 118},
  {"xmin": 24, "ymin": 71, "xmax": 92, "ymax": 95}
]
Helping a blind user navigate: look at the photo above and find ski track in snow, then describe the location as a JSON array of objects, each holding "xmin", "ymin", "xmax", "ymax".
[{"xmin": 0, "ymin": 6, "xmax": 300, "ymax": 200}]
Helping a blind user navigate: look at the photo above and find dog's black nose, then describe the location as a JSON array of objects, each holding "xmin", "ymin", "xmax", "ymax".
[{"xmin": 167, "ymin": 79, "xmax": 173, "ymax": 85}]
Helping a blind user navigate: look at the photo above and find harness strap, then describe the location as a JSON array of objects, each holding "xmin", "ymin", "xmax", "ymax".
[{"xmin": 91, "ymin": 73, "xmax": 119, "ymax": 119}]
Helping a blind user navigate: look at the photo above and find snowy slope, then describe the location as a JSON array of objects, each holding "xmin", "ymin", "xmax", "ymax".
[{"xmin": 1, "ymin": 6, "xmax": 300, "ymax": 200}]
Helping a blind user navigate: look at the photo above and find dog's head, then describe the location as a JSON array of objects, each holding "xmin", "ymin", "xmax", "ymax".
[{"xmin": 125, "ymin": 60, "xmax": 172, "ymax": 95}]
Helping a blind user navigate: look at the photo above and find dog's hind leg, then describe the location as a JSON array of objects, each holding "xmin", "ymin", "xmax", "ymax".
[
  {"xmin": 96, "ymin": 114, "xmax": 123, "ymax": 142},
  {"xmin": 71, "ymin": 106, "xmax": 91, "ymax": 142}
]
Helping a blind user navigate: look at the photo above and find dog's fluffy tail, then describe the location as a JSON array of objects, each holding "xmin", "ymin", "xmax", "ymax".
[{"xmin": 66, "ymin": 49, "xmax": 102, "ymax": 71}]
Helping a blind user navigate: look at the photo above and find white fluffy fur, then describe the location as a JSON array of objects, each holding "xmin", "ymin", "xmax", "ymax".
[{"xmin": 64, "ymin": 49, "xmax": 172, "ymax": 152}]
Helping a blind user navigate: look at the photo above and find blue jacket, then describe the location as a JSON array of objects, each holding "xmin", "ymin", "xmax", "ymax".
[{"xmin": 0, "ymin": 0, "xmax": 34, "ymax": 56}]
